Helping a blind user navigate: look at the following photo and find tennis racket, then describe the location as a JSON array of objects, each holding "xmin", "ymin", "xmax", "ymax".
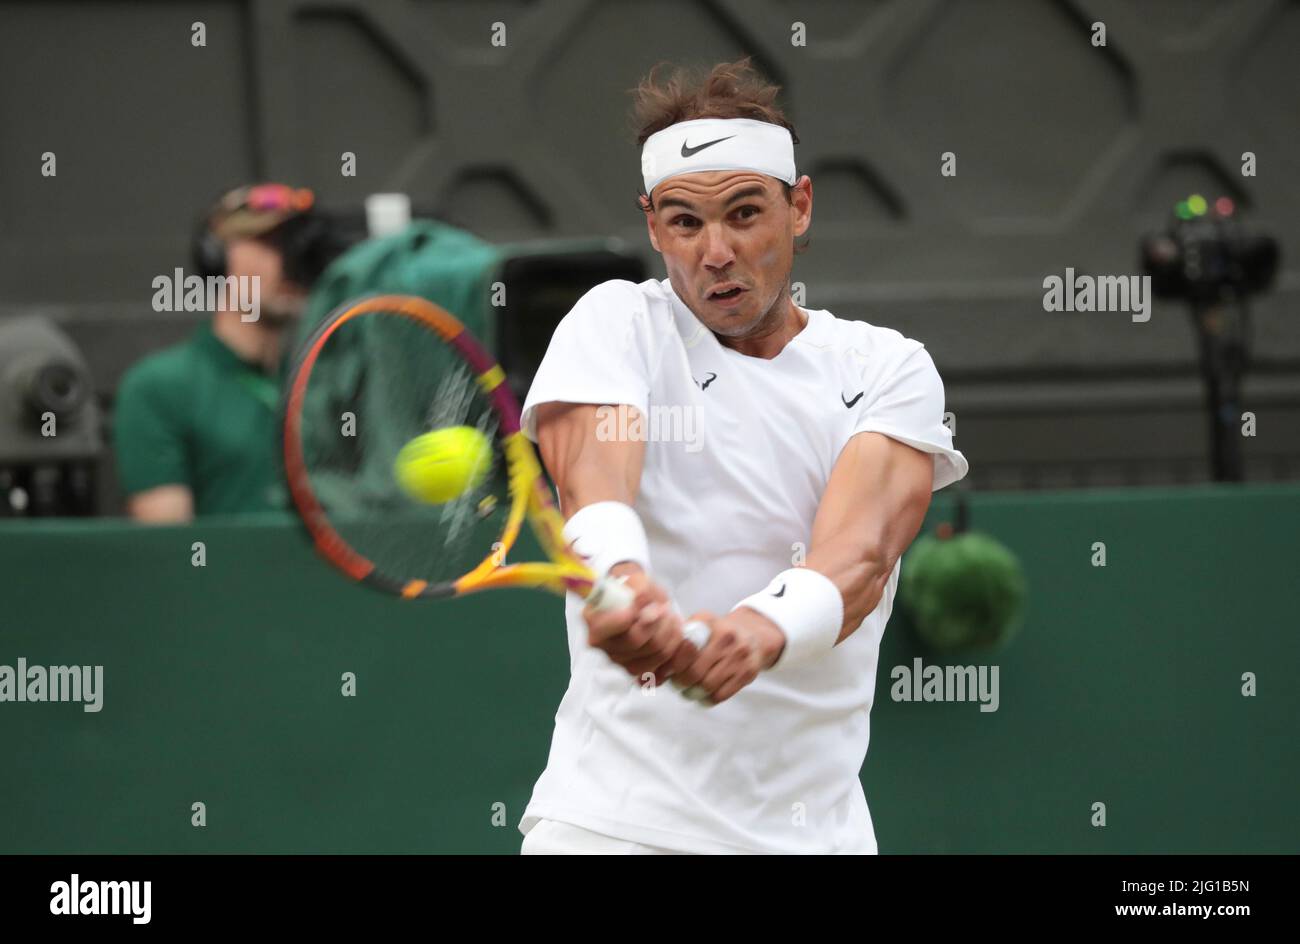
[{"xmin": 280, "ymin": 293, "xmax": 710, "ymax": 694}]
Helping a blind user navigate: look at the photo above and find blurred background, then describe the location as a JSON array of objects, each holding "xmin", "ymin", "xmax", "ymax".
[
  {"xmin": 2, "ymin": 0, "xmax": 1299, "ymax": 513},
  {"xmin": 0, "ymin": 0, "xmax": 1296, "ymax": 853}
]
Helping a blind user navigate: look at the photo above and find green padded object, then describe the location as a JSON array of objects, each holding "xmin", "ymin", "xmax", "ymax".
[
  {"xmin": 285, "ymin": 220, "xmax": 508, "ymax": 508},
  {"xmin": 295, "ymin": 219, "xmax": 502, "ymax": 353},
  {"xmin": 899, "ymin": 531, "xmax": 1027, "ymax": 652}
]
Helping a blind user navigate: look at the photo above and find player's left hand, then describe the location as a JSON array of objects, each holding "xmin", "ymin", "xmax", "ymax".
[{"xmin": 664, "ymin": 607, "xmax": 787, "ymax": 705}]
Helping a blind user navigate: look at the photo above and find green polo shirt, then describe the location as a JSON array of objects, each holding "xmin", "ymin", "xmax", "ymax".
[{"xmin": 113, "ymin": 321, "xmax": 287, "ymax": 515}]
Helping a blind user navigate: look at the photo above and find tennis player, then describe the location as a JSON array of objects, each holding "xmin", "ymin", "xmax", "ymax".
[{"xmin": 518, "ymin": 59, "xmax": 968, "ymax": 854}]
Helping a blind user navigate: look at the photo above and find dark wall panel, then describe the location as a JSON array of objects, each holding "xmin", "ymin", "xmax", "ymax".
[{"xmin": 2, "ymin": 0, "xmax": 1298, "ymax": 491}]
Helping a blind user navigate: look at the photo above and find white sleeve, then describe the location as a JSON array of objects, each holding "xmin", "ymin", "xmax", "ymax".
[
  {"xmin": 849, "ymin": 344, "xmax": 969, "ymax": 492},
  {"xmin": 520, "ymin": 280, "xmax": 657, "ymax": 442}
]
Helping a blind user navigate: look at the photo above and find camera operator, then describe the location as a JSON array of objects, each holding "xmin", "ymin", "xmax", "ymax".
[{"xmin": 113, "ymin": 183, "xmax": 316, "ymax": 522}]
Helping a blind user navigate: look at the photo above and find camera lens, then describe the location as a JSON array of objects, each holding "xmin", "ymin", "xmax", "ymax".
[{"xmin": 24, "ymin": 360, "xmax": 85, "ymax": 416}]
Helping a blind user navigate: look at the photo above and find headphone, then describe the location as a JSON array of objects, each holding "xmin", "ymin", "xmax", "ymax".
[
  {"xmin": 191, "ymin": 184, "xmax": 317, "ymax": 280},
  {"xmin": 192, "ymin": 219, "xmax": 227, "ymax": 280}
]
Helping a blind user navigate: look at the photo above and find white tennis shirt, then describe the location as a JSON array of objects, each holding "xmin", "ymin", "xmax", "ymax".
[{"xmin": 519, "ymin": 277, "xmax": 968, "ymax": 853}]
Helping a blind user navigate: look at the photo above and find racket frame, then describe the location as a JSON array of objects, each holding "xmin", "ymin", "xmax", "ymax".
[{"xmin": 281, "ymin": 293, "xmax": 601, "ymax": 601}]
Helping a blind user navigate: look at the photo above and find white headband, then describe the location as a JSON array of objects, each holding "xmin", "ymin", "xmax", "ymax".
[{"xmin": 640, "ymin": 117, "xmax": 796, "ymax": 195}]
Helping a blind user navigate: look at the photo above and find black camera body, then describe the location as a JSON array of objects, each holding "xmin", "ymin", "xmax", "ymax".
[
  {"xmin": 1139, "ymin": 197, "xmax": 1282, "ymax": 483},
  {"xmin": 1142, "ymin": 211, "xmax": 1279, "ymax": 303}
]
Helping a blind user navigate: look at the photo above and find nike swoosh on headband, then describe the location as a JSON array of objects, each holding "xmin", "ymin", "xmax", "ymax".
[{"xmin": 680, "ymin": 135, "xmax": 735, "ymax": 157}]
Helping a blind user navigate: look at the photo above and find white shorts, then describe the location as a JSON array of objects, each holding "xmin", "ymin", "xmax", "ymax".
[{"xmin": 520, "ymin": 819, "xmax": 688, "ymax": 855}]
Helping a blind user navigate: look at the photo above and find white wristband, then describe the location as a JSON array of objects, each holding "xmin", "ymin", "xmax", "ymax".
[
  {"xmin": 732, "ymin": 567, "xmax": 843, "ymax": 669},
  {"xmin": 562, "ymin": 501, "xmax": 651, "ymax": 579}
]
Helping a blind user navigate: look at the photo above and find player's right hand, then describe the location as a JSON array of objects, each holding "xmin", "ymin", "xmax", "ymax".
[{"xmin": 582, "ymin": 566, "xmax": 687, "ymax": 683}]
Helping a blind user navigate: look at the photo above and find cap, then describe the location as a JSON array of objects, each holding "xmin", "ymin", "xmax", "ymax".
[{"xmin": 207, "ymin": 183, "xmax": 315, "ymax": 242}]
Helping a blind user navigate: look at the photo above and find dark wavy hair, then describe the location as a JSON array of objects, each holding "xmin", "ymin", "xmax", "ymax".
[
  {"xmin": 631, "ymin": 56, "xmax": 798, "ymax": 148},
  {"xmin": 629, "ymin": 58, "xmax": 806, "ymax": 253}
]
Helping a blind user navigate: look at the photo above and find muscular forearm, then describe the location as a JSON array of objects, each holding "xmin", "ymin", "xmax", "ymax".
[
  {"xmin": 555, "ymin": 448, "xmax": 635, "ymax": 513},
  {"xmin": 804, "ymin": 433, "xmax": 933, "ymax": 642},
  {"xmin": 535, "ymin": 402, "xmax": 644, "ymax": 515},
  {"xmin": 806, "ymin": 540, "xmax": 897, "ymax": 641}
]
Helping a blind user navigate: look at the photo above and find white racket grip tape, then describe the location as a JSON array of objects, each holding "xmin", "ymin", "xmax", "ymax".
[
  {"xmin": 586, "ymin": 574, "xmax": 635, "ymax": 612},
  {"xmin": 681, "ymin": 620, "xmax": 711, "ymax": 651},
  {"xmin": 673, "ymin": 620, "xmax": 713, "ymax": 703}
]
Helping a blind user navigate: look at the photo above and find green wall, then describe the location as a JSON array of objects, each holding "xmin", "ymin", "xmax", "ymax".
[{"xmin": 2, "ymin": 484, "xmax": 1297, "ymax": 853}]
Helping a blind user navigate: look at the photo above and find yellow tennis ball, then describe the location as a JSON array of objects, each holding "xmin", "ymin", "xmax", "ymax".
[{"xmin": 393, "ymin": 426, "xmax": 492, "ymax": 504}]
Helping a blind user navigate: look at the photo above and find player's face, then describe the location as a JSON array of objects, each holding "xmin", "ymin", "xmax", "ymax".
[{"xmin": 646, "ymin": 170, "xmax": 812, "ymax": 339}]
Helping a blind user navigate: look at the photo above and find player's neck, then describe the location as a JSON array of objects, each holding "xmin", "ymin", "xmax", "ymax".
[{"xmin": 718, "ymin": 296, "xmax": 807, "ymax": 360}]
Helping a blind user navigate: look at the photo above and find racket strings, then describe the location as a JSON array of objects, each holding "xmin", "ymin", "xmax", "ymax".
[
  {"xmin": 295, "ymin": 308, "xmax": 512, "ymax": 588},
  {"xmin": 424, "ymin": 360, "xmax": 501, "ymax": 547}
]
